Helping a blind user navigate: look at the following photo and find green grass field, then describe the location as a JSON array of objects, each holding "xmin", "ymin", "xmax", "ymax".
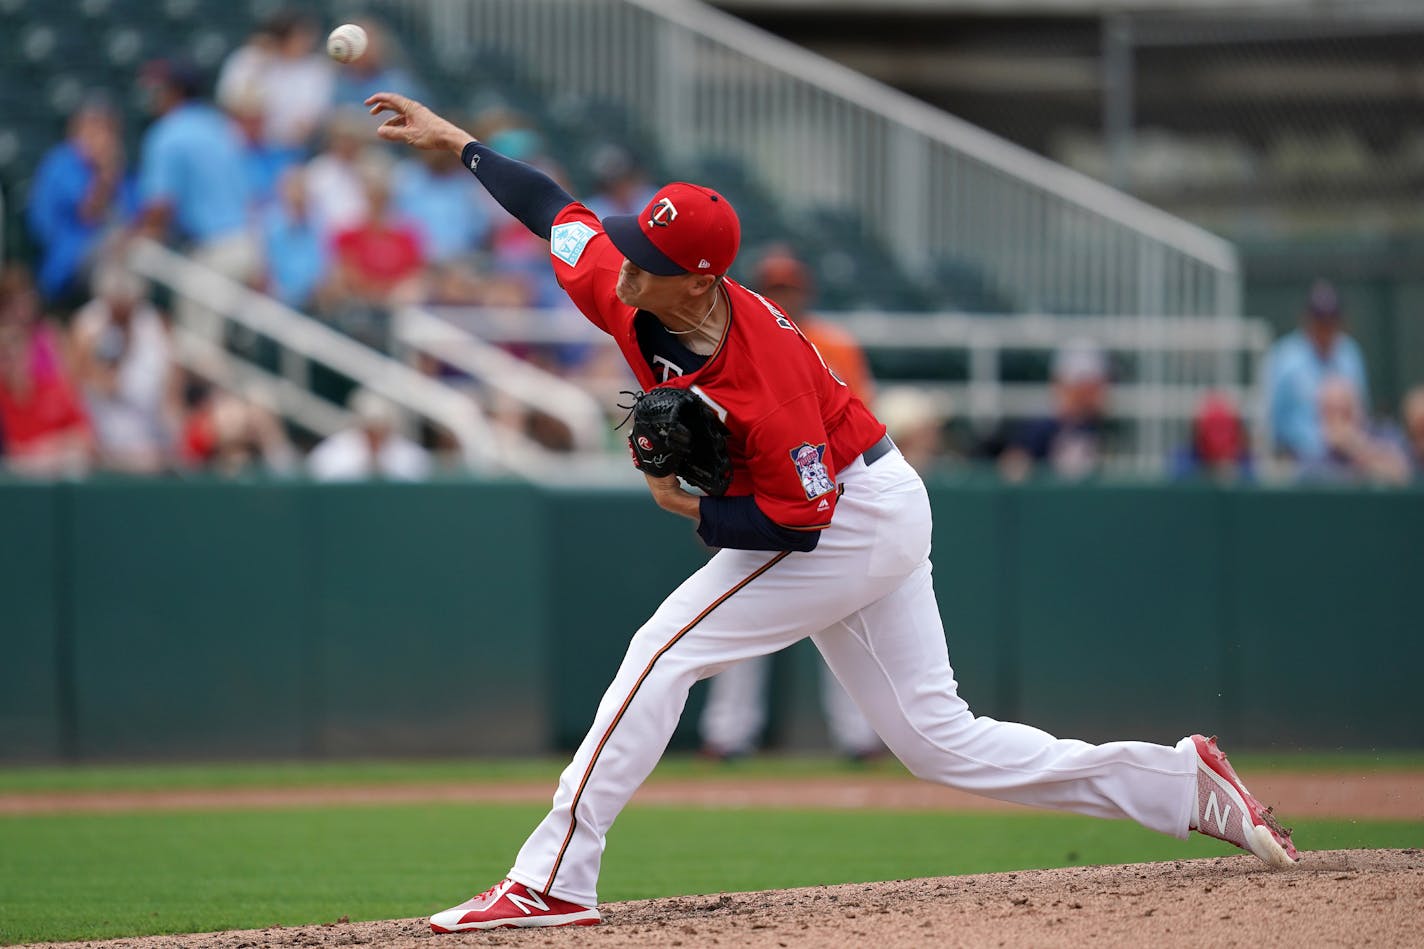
[{"xmin": 1, "ymin": 755, "xmax": 1420, "ymax": 945}]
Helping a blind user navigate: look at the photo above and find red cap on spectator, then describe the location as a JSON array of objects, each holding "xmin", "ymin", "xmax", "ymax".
[
  {"xmin": 603, "ymin": 183, "xmax": 741, "ymax": 277},
  {"xmin": 756, "ymin": 253, "xmax": 811, "ymax": 291}
]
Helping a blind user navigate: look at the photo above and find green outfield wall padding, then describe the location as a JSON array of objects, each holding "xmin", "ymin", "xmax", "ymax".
[
  {"xmin": 1227, "ymin": 489, "xmax": 1424, "ymax": 749},
  {"xmin": 1, "ymin": 479, "xmax": 1420, "ymax": 761},
  {"xmin": 0, "ymin": 483, "xmax": 62, "ymax": 759},
  {"xmin": 1009, "ymin": 484, "xmax": 1233, "ymax": 745},
  {"xmin": 308, "ymin": 481, "xmax": 547, "ymax": 756},
  {"xmin": 65, "ymin": 482, "xmax": 312, "ymax": 760}
]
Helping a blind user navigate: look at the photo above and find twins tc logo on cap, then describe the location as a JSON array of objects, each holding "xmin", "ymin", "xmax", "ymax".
[
  {"xmin": 649, "ymin": 198, "xmax": 678, "ymax": 227},
  {"xmin": 602, "ymin": 182, "xmax": 742, "ymax": 277}
]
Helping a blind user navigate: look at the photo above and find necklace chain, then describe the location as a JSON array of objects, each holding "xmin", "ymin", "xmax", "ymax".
[{"xmin": 666, "ymin": 287, "xmax": 719, "ymax": 336}]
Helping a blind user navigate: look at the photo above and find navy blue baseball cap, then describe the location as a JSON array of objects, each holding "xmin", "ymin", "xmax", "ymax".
[{"xmin": 603, "ymin": 182, "xmax": 741, "ymax": 277}]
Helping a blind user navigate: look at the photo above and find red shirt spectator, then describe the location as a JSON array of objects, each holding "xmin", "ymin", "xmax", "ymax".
[
  {"xmin": 0, "ymin": 325, "xmax": 91, "ymax": 466},
  {"xmin": 331, "ymin": 221, "xmax": 423, "ymax": 293}
]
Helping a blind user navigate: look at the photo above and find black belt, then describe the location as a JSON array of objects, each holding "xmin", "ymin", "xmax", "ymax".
[{"xmin": 861, "ymin": 433, "xmax": 895, "ymax": 467}]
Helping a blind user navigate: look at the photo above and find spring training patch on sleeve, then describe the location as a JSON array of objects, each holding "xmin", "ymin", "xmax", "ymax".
[{"xmin": 551, "ymin": 221, "xmax": 597, "ymax": 267}]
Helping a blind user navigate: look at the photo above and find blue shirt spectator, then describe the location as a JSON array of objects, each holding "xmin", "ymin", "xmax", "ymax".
[
  {"xmin": 391, "ymin": 152, "xmax": 494, "ymax": 264},
  {"xmin": 139, "ymin": 102, "xmax": 251, "ymax": 242},
  {"xmin": 136, "ymin": 61, "xmax": 252, "ymax": 245},
  {"xmin": 261, "ymin": 170, "xmax": 327, "ymax": 309},
  {"xmin": 1265, "ymin": 280, "xmax": 1367, "ymax": 463},
  {"xmin": 26, "ymin": 100, "xmax": 134, "ymax": 302}
]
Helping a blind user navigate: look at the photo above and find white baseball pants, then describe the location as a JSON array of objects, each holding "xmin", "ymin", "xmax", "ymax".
[{"xmin": 509, "ymin": 449, "xmax": 1198, "ymax": 907}]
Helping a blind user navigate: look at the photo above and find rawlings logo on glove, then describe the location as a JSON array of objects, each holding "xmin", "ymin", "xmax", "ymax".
[{"xmin": 623, "ymin": 387, "xmax": 733, "ymax": 496}]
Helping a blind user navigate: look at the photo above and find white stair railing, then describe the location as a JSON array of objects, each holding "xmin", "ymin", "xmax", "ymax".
[
  {"xmin": 393, "ymin": 305, "xmax": 609, "ymax": 454},
  {"xmin": 127, "ymin": 239, "xmax": 517, "ymax": 473}
]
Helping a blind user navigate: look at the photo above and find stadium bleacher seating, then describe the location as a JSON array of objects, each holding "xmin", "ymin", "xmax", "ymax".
[{"xmin": 0, "ymin": 0, "xmax": 1006, "ymax": 314}]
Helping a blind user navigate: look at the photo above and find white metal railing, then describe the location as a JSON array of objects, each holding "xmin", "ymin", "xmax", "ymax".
[
  {"xmin": 833, "ymin": 311, "xmax": 1272, "ymax": 474},
  {"xmin": 376, "ymin": 0, "xmax": 1239, "ymax": 322},
  {"xmin": 126, "ymin": 239, "xmax": 517, "ymax": 472},
  {"xmin": 424, "ymin": 304, "xmax": 1271, "ymax": 475},
  {"xmin": 393, "ymin": 305, "xmax": 609, "ymax": 454}
]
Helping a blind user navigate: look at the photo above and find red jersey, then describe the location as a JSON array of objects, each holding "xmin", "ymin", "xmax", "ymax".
[{"xmin": 550, "ymin": 203, "xmax": 885, "ymax": 530}]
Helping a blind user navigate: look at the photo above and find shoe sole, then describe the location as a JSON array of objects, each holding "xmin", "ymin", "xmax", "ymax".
[
  {"xmin": 1194, "ymin": 737, "xmax": 1297, "ymax": 869},
  {"xmin": 431, "ymin": 910, "xmax": 601, "ymax": 933}
]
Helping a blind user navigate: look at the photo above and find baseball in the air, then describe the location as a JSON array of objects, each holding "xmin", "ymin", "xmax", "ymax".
[{"xmin": 326, "ymin": 24, "xmax": 368, "ymax": 64}]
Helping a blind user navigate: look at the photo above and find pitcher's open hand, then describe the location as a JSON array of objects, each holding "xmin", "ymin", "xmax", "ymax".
[{"xmin": 365, "ymin": 93, "xmax": 472, "ymax": 154}]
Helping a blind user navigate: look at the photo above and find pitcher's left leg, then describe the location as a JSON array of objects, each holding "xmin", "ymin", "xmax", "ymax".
[{"xmin": 812, "ymin": 561, "xmax": 1196, "ymax": 838}]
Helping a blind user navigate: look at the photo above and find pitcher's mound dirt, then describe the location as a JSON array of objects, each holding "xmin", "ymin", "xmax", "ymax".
[{"xmin": 21, "ymin": 849, "xmax": 1421, "ymax": 949}]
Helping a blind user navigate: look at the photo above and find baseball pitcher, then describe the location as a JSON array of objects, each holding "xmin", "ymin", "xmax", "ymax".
[{"xmin": 365, "ymin": 91, "xmax": 1298, "ymax": 933}]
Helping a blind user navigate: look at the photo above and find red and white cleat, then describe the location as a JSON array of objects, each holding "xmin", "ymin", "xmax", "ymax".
[
  {"xmin": 429, "ymin": 879, "xmax": 601, "ymax": 932},
  {"xmin": 1191, "ymin": 734, "xmax": 1299, "ymax": 868}
]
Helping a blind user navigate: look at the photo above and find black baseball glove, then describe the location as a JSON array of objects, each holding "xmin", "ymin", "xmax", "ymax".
[{"xmin": 625, "ymin": 387, "xmax": 733, "ymax": 496}]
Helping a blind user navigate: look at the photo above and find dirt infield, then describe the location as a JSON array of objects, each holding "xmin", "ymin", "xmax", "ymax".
[
  {"xmin": 6, "ymin": 773, "xmax": 1420, "ymax": 947},
  {"xmin": 1, "ymin": 770, "xmax": 1420, "ymax": 818},
  {"xmin": 15, "ymin": 849, "xmax": 1422, "ymax": 949}
]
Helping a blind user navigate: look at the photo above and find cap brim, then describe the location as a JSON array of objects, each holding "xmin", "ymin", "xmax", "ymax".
[{"xmin": 603, "ymin": 214, "xmax": 686, "ymax": 276}]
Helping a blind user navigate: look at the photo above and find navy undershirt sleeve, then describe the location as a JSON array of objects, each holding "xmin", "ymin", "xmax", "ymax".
[
  {"xmin": 461, "ymin": 140, "xmax": 575, "ymax": 239},
  {"xmin": 697, "ymin": 495, "xmax": 820, "ymax": 552}
]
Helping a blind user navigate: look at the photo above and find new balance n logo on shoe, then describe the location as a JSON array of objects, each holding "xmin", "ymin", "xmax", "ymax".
[
  {"xmin": 1202, "ymin": 790, "xmax": 1232, "ymax": 835},
  {"xmin": 505, "ymin": 889, "xmax": 549, "ymax": 916}
]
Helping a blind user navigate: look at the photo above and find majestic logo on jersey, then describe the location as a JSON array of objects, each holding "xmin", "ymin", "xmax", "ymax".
[
  {"xmin": 790, "ymin": 442, "xmax": 835, "ymax": 500},
  {"xmin": 648, "ymin": 198, "xmax": 678, "ymax": 227},
  {"xmin": 550, "ymin": 221, "xmax": 597, "ymax": 267}
]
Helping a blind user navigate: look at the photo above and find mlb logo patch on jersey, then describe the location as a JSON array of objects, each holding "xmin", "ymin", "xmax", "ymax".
[
  {"xmin": 550, "ymin": 221, "xmax": 597, "ymax": 267},
  {"xmin": 789, "ymin": 442, "xmax": 835, "ymax": 500}
]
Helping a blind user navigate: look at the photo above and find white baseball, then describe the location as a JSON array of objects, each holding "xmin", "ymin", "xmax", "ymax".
[{"xmin": 326, "ymin": 24, "xmax": 368, "ymax": 64}]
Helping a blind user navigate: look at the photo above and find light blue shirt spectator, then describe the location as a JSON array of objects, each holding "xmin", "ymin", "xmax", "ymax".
[
  {"xmin": 261, "ymin": 202, "xmax": 327, "ymax": 309},
  {"xmin": 1266, "ymin": 283, "xmax": 1368, "ymax": 463},
  {"xmin": 391, "ymin": 156, "xmax": 494, "ymax": 264},
  {"xmin": 139, "ymin": 103, "xmax": 251, "ymax": 243},
  {"xmin": 333, "ymin": 64, "xmax": 426, "ymax": 114}
]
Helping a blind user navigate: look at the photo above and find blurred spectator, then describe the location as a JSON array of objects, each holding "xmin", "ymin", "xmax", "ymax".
[
  {"xmin": 1171, "ymin": 392, "xmax": 1253, "ymax": 483},
  {"xmin": 877, "ymin": 386, "xmax": 947, "ymax": 475},
  {"xmin": 215, "ymin": 15, "xmax": 280, "ymax": 112},
  {"xmin": 255, "ymin": 11, "xmax": 334, "ymax": 157},
  {"xmin": 1402, "ymin": 385, "xmax": 1424, "ymax": 481},
  {"xmin": 391, "ymin": 145, "xmax": 496, "ymax": 266},
  {"xmin": 756, "ymin": 249, "xmax": 875, "ymax": 403},
  {"xmin": 1297, "ymin": 376, "xmax": 1409, "ymax": 486},
  {"xmin": 26, "ymin": 96, "xmax": 133, "ymax": 306},
  {"xmin": 305, "ymin": 109, "xmax": 373, "ymax": 239},
  {"xmin": 136, "ymin": 59, "xmax": 259, "ymax": 337},
  {"xmin": 181, "ymin": 382, "xmax": 296, "ymax": 476},
  {"xmin": 70, "ymin": 266, "xmax": 179, "ymax": 473},
  {"xmin": 1266, "ymin": 279, "xmax": 1368, "ymax": 464},
  {"xmin": 260, "ymin": 168, "xmax": 329, "ymax": 310},
  {"xmin": 583, "ymin": 145, "xmax": 658, "ymax": 221},
  {"xmin": 998, "ymin": 338, "xmax": 1110, "ymax": 482},
  {"xmin": 330, "ymin": 17, "xmax": 427, "ymax": 113},
  {"xmin": 321, "ymin": 156, "xmax": 427, "ymax": 312},
  {"xmin": 230, "ymin": 90, "xmax": 299, "ymax": 210},
  {"xmin": 0, "ymin": 266, "xmax": 91, "ymax": 476},
  {"xmin": 308, "ymin": 388, "xmax": 431, "ymax": 481}
]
